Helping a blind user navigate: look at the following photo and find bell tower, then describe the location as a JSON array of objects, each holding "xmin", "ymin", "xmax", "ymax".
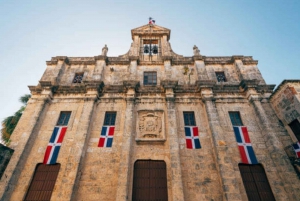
[{"xmin": 129, "ymin": 24, "xmax": 172, "ymax": 62}]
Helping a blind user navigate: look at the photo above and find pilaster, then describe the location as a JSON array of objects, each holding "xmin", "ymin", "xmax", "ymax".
[
  {"xmin": 93, "ymin": 56, "xmax": 106, "ymax": 81},
  {"xmin": 115, "ymin": 81, "xmax": 138, "ymax": 201},
  {"xmin": 162, "ymin": 81, "xmax": 185, "ymax": 201},
  {"xmin": 201, "ymin": 86, "xmax": 243, "ymax": 201},
  {"xmin": 0, "ymin": 92, "xmax": 52, "ymax": 200},
  {"xmin": 54, "ymin": 97, "xmax": 96, "ymax": 200},
  {"xmin": 249, "ymin": 94, "xmax": 300, "ymax": 200}
]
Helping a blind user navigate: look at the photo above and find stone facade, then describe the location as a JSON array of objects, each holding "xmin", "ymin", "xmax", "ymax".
[{"xmin": 0, "ymin": 24, "xmax": 300, "ymax": 201}]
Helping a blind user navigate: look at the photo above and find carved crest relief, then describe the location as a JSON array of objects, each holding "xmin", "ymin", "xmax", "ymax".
[{"xmin": 136, "ymin": 110, "xmax": 165, "ymax": 142}]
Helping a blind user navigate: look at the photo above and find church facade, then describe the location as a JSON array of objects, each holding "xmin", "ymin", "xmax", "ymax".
[{"xmin": 0, "ymin": 24, "xmax": 300, "ymax": 201}]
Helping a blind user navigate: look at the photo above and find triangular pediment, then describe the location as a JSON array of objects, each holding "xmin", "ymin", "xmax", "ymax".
[{"xmin": 131, "ymin": 24, "xmax": 171, "ymax": 40}]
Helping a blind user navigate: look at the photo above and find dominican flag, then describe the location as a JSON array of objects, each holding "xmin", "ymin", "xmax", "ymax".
[
  {"xmin": 149, "ymin": 17, "xmax": 155, "ymax": 24},
  {"xmin": 233, "ymin": 126, "xmax": 258, "ymax": 164},
  {"xmin": 43, "ymin": 126, "xmax": 67, "ymax": 164},
  {"xmin": 292, "ymin": 142, "xmax": 300, "ymax": 158},
  {"xmin": 98, "ymin": 126, "xmax": 115, "ymax": 147},
  {"xmin": 184, "ymin": 126, "xmax": 201, "ymax": 149}
]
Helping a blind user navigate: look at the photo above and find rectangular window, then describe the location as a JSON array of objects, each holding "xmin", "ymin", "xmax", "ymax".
[
  {"xmin": 73, "ymin": 72, "xmax": 84, "ymax": 83},
  {"xmin": 229, "ymin": 112, "xmax": 243, "ymax": 126},
  {"xmin": 104, "ymin": 112, "xmax": 117, "ymax": 126},
  {"xmin": 24, "ymin": 164, "xmax": 60, "ymax": 201},
  {"xmin": 216, "ymin": 72, "xmax": 227, "ymax": 82},
  {"xmin": 183, "ymin": 112, "xmax": 196, "ymax": 126},
  {"xmin": 289, "ymin": 119, "xmax": 300, "ymax": 141},
  {"xmin": 57, "ymin": 112, "xmax": 71, "ymax": 126},
  {"xmin": 144, "ymin": 72, "xmax": 157, "ymax": 86}
]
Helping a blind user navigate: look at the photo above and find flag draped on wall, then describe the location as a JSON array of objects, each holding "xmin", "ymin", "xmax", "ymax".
[
  {"xmin": 98, "ymin": 126, "xmax": 115, "ymax": 147},
  {"xmin": 293, "ymin": 142, "xmax": 300, "ymax": 158},
  {"xmin": 233, "ymin": 126, "xmax": 258, "ymax": 164},
  {"xmin": 184, "ymin": 126, "xmax": 201, "ymax": 149},
  {"xmin": 43, "ymin": 126, "xmax": 67, "ymax": 164}
]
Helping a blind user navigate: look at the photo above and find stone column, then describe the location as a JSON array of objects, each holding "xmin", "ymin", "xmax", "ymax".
[
  {"xmin": 251, "ymin": 97, "xmax": 300, "ymax": 200},
  {"xmin": 202, "ymin": 88, "xmax": 242, "ymax": 201},
  {"xmin": 0, "ymin": 91, "xmax": 51, "ymax": 200},
  {"xmin": 55, "ymin": 97, "xmax": 97, "ymax": 200},
  {"xmin": 115, "ymin": 81, "xmax": 138, "ymax": 201},
  {"xmin": 162, "ymin": 81, "xmax": 185, "ymax": 201}
]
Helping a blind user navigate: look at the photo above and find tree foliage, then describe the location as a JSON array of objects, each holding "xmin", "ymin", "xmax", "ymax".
[{"xmin": 1, "ymin": 94, "xmax": 31, "ymax": 145}]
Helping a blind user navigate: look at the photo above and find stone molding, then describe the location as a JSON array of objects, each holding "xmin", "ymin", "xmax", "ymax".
[
  {"xmin": 161, "ymin": 80, "xmax": 178, "ymax": 89},
  {"xmin": 269, "ymin": 79, "xmax": 300, "ymax": 101},
  {"xmin": 46, "ymin": 55, "xmax": 258, "ymax": 66},
  {"xmin": 29, "ymin": 81, "xmax": 104, "ymax": 96}
]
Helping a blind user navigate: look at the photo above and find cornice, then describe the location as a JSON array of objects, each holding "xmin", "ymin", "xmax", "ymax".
[
  {"xmin": 203, "ymin": 56, "xmax": 258, "ymax": 65},
  {"xmin": 46, "ymin": 55, "xmax": 258, "ymax": 66},
  {"xmin": 269, "ymin": 79, "xmax": 300, "ymax": 100}
]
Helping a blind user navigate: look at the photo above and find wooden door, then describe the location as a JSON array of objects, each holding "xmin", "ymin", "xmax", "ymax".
[
  {"xmin": 24, "ymin": 164, "xmax": 60, "ymax": 201},
  {"xmin": 132, "ymin": 160, "xmax": 168, "ymax": 201},
  {"xmin": 239, "ymin": 164, "xmax": 275, "ymax": 201}
]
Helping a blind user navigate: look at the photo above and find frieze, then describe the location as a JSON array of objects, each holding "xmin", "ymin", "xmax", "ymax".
[{"xmin": 136, "ymin": 110, "xmax": 165, "ymax": 143}]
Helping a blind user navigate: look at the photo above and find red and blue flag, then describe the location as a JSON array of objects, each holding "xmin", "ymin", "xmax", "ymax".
[
  {"xmin": 43, "ymin": 126, "xmax": 67, "ymax": 165},
  {"xmin": 184, "ymin": 126, "xmax": 201, "ymax": 149},
  {"xmin": 292, "ymin": 142, "xmax": 300, "ymax": 158},
  {"xmin": 233, "ymin": 126, "xmax": 258, "ymax": 164},
  {"xmin": 149, "ymin": 17, "xmax": 155, "ymax": 24},
  {"xmin": 98, "ymin": 126, "xmax": 115, "ymax": 147}
]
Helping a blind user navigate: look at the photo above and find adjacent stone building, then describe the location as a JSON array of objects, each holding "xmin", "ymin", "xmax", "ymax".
[{"xmin": 0, "ymin": 24, "xmax": 300, "ymax": 201}]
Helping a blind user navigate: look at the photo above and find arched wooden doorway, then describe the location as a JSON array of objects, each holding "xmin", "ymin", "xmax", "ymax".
[{"xmin": 132, "ymin": 160, "xmax": 168, "ymax": 201}]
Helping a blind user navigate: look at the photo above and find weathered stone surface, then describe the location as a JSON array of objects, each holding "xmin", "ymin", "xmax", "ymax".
[{"xmin": 1, "ymin": 24, "xmax": 300, "ymax": 201}]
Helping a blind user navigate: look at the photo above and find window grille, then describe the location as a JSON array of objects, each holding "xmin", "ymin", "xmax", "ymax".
[
  {"xmin": 183, "ymin": 112, "xmax": 196, "ymax": 126},
  {"xmin": 229, "ymin": 112, "xmax": 243, "ymax": 126},
  {"xmin": 24, "ymin": 164, "xmax": 60, "ymax": 201},
  {"xmin": 57, "ymin": 112, "xmax": 71, "ymax": 126},
  {"xmin": 144, "ymin": 72, "xmax": 157, "ymax": 85},
  {"xmin": 289, "ymin": 119, "xmax": 300, "ymax": 141},
  {"xmin": 104, "ymin": 112, "xmax": 116, "ymax": 126},
  {"xmin": 239, "ymin": 164, "xmax": 275, "ymax": 201},
  {"xmin": 216, "ymin": 72, "xmax": 227, "ymax": 82},
  {"xmin": 73, "ymin": 73, "xmax": 84, "ymax": 83}
]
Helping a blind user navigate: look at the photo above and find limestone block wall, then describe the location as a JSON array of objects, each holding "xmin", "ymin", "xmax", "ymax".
[
  {"xmin": 75, "ymin": 98, "xmax": 125, "ymax": 201},
  {"xmin": 215, "ymin": 100, "xmax": 300, "ymax": 200},
  {"xmin": 206, "ymin": 64, "xmax": 240, "ymax": 84},
  {"xmin": 5, "ymin": 97, "xmax": 95, "ymax": 200},
  {"xmin": 271, "ymin": 82, "xmax": 300, "ymax": 125},
  {"xmin": 176, "ymin": 99, "xmax": 223, "ymax": 201}
]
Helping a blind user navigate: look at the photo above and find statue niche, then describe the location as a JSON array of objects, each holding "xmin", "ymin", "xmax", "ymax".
[{"xmin": 138, "ymin": 112, "xmax": 162, "ymax": 139}]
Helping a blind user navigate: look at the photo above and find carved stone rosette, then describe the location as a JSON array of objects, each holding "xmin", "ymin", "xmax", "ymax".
[{"xmin": 136, "ymin": 110, "xmax": 165, "ymax": 143}]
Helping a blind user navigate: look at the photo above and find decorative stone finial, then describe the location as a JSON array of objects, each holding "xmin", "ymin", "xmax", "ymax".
[
  {"xmin": 193, "ymin": 45, "xmax": 200, "ymax": 56},
  {"xmin": 102, "ymin": 44, "xmax": 108, "ymax": 56}
]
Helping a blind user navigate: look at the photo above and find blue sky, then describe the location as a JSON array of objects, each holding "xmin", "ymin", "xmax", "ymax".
[{"xmin": 0, "ymin": 0, "xmax": 299, "ymax": 131}]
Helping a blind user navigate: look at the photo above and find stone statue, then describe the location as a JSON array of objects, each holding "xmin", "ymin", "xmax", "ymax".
[
  {"xmin": 193, "ymin": 45, "xmax": 200, "ymax": 56},
  {"xmin": 102, "ymin": 44, "xmax": 108, "ymax": 56}
]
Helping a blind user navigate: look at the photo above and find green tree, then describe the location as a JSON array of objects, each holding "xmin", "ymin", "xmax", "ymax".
[{"xmin": 1, "ymin": 94, "xmax": 31, "ymax": 145}]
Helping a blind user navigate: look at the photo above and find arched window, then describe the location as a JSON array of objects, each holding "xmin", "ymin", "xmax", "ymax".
[
  {"xmin": 132, "ymin": 160, "xmax": 168, "ymax": 201},
  {"xmin": 239, "ymin": 164, "xmax": 275, "ymax": 201}
]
